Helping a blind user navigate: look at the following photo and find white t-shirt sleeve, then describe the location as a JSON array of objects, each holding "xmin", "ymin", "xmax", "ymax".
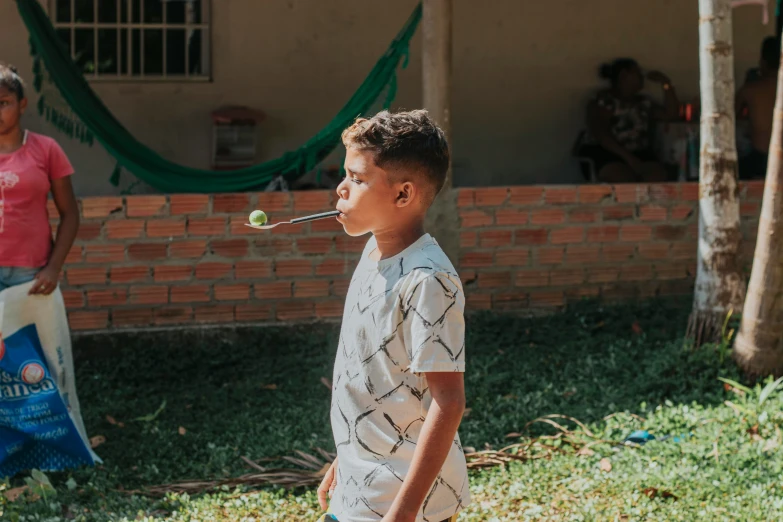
[{"xmin": 404, "ymin": 272, "xmax": 466, "ymax": 373}]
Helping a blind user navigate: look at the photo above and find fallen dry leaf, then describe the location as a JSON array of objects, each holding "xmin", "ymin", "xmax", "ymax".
[
  {"xmin": 748, "ymin": 425, "xmax": 764, "ymax": 442},
  {"xmin": 261, "ymin": 384, "xmax": 278, "ymax": 390},
  {"xmin": 643, "ymin": 487, "xmax": 678, "ymax": 500},
  {"xmin": 505, "ymin": 432, "xmax": 523, "ymax": 439},
  {"xmin": 321, "ymin": 377, "xmax": 332, "ymax": 390},
  {"xmin": 463, "ymin": 408, "xmax": 472, "ymax": 418},
  {"xmin": 599, "ymin": 457, "xmax": 612, "ymax": 472},
  {"xmin": 631, "ymin": 321, "xmax": 643, "ymax": 335},
  {"xmin": 3, "ymin": 486, "xmax": 29, "ymax": 502},
  {"xmin": 725, "ymin": 383, "xmax": 746, "ymax": 396},
  {"xmin": 90, "ymin": 435, "xmax": 106, "ymax": 448},
  {"xmin": 577, "ymin": 447, "xmax": 595, "ymax": 457},
  {"xmin": 178, "ymin": 427, "xmax": 187, "ymax": 436},
  {"xmin": 106, "ymin": 415, "xmax": 125, "ymax": 428}
]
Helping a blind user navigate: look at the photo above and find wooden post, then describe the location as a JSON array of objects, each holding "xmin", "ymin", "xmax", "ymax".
[
  {"xmin": 422, "ymin": 0, "xmax": 453, "ymax": 186},
  {"xmin": 422, "ymin": 0, "xmax": 459, "ymax": 265}
]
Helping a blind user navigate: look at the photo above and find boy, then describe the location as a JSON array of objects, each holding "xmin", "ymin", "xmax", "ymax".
[{"xmin": 317, "ymin": 110, "xmax": 469, "ymax": 522}]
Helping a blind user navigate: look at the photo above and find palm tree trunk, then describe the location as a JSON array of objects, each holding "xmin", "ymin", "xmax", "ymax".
[
  {"xmin": 687, "ymin": 0, "xmax": 746, "ymax": 346},
  {"xmin": 733, "ymin": 38, "xmax": 783, "ymax": 377}
]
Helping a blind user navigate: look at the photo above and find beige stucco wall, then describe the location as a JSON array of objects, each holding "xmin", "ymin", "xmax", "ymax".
[{"xmin": 0, "ymin": 0, "xmax": 775, "ymax": 195}]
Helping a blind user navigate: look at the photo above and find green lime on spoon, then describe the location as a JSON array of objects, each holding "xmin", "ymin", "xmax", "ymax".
[
  {"xmin": 249, "ymin": 210, "xmax": 267, "ymax": 226},
  {"xmin": 245, "ymin": 210, "xmax": 340, "ymax": 231}
]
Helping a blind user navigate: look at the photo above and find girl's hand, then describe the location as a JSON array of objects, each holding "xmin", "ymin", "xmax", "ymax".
[{"xmin": 29, "ymin": 264, "xmax": 60, "ymax": 295}]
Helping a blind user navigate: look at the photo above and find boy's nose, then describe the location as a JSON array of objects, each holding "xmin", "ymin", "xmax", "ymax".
[{"xmin": 336, "ymin": 180, "xmax": 348, "ymax": 199}]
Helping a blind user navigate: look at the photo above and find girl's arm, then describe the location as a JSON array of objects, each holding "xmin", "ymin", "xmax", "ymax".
[{"xmin": 30, "ymin": 176, "xmax": 79, "ymax": 295}]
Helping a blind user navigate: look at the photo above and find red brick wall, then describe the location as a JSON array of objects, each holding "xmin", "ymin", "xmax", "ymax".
[
  {"xmin": 50, "ymin": 182, "xmax": 764, "ymax": 332},
  {"xmin": 458, "ymin": 182, "xmax": 763, "ymax": 311}
]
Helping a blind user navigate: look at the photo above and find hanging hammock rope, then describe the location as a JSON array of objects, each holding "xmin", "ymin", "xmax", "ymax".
[{"xmin": 16, "ymin": 0, "xmax": 421, "ymax": 193}]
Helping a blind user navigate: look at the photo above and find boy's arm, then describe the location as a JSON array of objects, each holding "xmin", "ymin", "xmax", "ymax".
[{"xmin": 383, "ymin": 372, "xmax": 465, "ymax": 522}]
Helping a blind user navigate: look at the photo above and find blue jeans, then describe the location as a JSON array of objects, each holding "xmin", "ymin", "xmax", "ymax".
[{"xmin": 0, "ymin": 267, "xmax": 39, "ymax": 292}]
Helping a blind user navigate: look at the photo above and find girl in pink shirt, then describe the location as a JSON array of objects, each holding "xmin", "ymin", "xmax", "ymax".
[{"xmin": 0, "ymin": 64, "xmax": 79, "ymax": 293}]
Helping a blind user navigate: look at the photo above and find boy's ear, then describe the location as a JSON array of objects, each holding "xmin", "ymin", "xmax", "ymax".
[
  {"xmin": 395, "ymin": 181, "xmax": 416, "ymax": 208},
  {"xmin": 19, "ymin": 97, "xmax": 28, "ymax": 113}
]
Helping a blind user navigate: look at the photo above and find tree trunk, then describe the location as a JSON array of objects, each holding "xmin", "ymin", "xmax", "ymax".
[
  {"xmin": 687, "ymin": 0, "xmax": 746, "ymax": 346},
  {"xmin": 733, "ymin": 39, "xmax": 783, "ymax": 377}
]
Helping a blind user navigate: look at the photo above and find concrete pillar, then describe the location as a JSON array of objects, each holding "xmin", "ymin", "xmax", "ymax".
[
  {"xmin": 422, "ymin": 0, "xmax": 453, "ymax": 187},
  {"xmin": 422, "ymin": 0, "xmax": 459, "ymax": 267}
]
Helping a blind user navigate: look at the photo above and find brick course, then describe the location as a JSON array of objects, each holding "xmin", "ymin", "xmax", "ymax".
[{"xmin": 53, "ymin": 182, "xmax": 763, "ymax": 331}]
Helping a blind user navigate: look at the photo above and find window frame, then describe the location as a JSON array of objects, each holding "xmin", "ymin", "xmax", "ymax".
[{"xmin": 48, "ymin": 0, "xmax": 213, "ymax": 82}]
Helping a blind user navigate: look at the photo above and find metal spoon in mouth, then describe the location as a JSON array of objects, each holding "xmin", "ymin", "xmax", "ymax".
[{"xmin": 244, "ymin": 210, "xmax": 341, "ymax": 230}]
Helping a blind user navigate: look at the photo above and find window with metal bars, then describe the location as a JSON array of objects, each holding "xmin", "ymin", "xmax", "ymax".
[{"xmin": 49, "ymin": 0, "xmax": 211, "ymax": 81}]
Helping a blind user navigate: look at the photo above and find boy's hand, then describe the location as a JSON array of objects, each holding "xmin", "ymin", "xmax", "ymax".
[
  {"xmin": 317, "ymin": 458, "xmax": 338, "ymax": 511},
  {"xmin": 380, "ymin": 513, "xmax": 415, "ymax": 522}
]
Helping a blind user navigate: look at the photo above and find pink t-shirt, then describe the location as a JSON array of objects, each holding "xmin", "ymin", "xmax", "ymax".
[{"xmin": 0, "ymin": 131, "xmax": 74, "ymax": 268}]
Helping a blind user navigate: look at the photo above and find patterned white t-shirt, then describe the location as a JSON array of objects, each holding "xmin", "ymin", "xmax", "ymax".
[{"xmin": 329, "ymin": 233, "xmax": 470, "ymax": 522}]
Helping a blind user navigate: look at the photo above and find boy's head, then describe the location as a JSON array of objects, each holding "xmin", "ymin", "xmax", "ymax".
[
  {"xmin": 0, "ymin": 63, "xmax": 27, "ymax": 136},
  {"xmin": 336, "ymin": 109, "xmax": 450, "ymax": 237}
]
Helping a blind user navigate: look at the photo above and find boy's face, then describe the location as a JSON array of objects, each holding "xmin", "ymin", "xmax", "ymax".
[
  {"xmin": 335, "ymin": 148, "xmax": 407, "ymax": 237},
  {"xmin": 0, "ymin": 87, "xmax": 25, "ymax": 136}
]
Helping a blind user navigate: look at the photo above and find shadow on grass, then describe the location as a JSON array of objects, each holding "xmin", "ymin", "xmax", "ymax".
[{"xmin": 61, "ymin": 297, "xmax": 734, "ymax": 492}]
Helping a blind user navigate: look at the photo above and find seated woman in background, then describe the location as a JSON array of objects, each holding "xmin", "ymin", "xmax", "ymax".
[
  {"xmin": 736, "ymin": 36, "xmax": 779, "ymax": 180},
  {"xmin": 579, "ymin": 58, "xmax": 680, "ymax": 183}
]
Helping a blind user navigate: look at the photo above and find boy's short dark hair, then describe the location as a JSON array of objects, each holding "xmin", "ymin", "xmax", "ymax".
[
  {"xmin": 762, "ymin": 37, "xmax": 780, "ymax": 70},
  {"xmin": 0, "ymin": 63, "xmax": 25, "ymax": 100},
  {"xmin": 341, "ymin": 109, "xmax": 450, "ymax": 201}
]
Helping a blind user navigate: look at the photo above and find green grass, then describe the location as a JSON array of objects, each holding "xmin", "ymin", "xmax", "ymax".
[{"xmin": 3, "ymin": 298, "xmax": 783, "ymax": 521}]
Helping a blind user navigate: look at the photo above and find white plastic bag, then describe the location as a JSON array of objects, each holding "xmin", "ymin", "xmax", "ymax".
[{"xmin": 0, "ymin": 281, "xmax": 99, "ymax": 477}]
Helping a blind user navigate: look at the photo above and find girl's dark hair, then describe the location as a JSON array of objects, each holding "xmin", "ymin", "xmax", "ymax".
[
  {"xmin": 0, "ymin": 63, "xmax": 25, "ymax": 100},
  {"xmin": 599, "ymin": 58, "xmax": 638, "ymax": 86}
]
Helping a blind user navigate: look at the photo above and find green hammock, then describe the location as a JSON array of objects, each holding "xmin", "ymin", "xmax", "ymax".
[{"xmin": 17, "ymin": 0, "xmax": 421, "ymax": 193}]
